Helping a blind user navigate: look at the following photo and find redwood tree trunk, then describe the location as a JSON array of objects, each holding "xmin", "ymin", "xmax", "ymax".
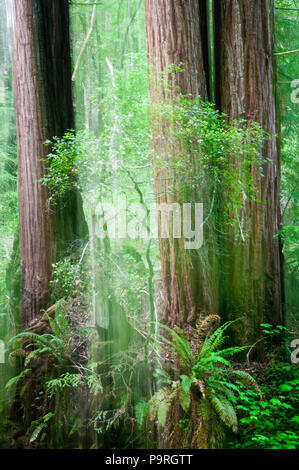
[
  {"xmin": 12, "ymin": 0, "xmax": 87, "ymax": 329},
  {"xmin": 145, "ymin": 0, "xmax": 223, "ymax": 449},
  {"xmin": 145, "ymin": 0, "xmax": 219, "ymax": 330},
  {"xmin": 214, "ymin": 0, "xmax": 284, "ymax": 349}
]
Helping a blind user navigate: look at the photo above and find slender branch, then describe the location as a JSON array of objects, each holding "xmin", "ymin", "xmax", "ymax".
[
  {"xmin": 70, "ymin": 2, "xmax": 102, "ymax": 5},
  {"xmin": 275, "ymin": 7, "xmax": 299, "ymax": 10},
  {"xmin": 78, "ymin": 242, "xmax": 89, "ymax": 265},
  {"xmin": 235, "ymin": 210, "xmax": 245, "ymax": 242},
  {"xmin": 120, "ymin": 0, "xmax": 143, "ymax": 67},
  {"xmin": 72, "ymin": 2, "xmax": 97, "ymax": 81},
  {"xmin": 125, "ymin": 168, "xmax": 156, "ymax": 335},
  {"xmin": 246, "ymin": 337, "xmax": 265, "ymax": 367},
  {"xmin": 273, "ymin": 48, "xmax": 299, "ymax": 56}
]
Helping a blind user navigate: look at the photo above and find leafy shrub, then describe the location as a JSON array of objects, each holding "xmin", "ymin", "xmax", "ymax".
[
  {"xmin": 153, "ymin": 91, "xmax": 269, "ymax": 222},
  {"xmin": 50, "ymin": 259, "xmax": 86, "ymax": 300},
  {"xmin": 40, "ymin": 131, "xmax": 82, "ymax": 204},
  {"xmin": 228, "ymin": 359, "xmax": 299, "ymax": 449}
]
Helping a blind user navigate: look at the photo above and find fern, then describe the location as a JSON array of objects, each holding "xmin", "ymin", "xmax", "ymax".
[
  {"xmin": 5, "ymin": 369, "xmax": 31, "ymax": 390},
  {"xmin": 153, "ymin": 319, "xmax": 260, "ymax": 433},
  {"xmin": 47, "ymin": 373, "xmax": 84, "ymax": 398},
  {"xmin": 158, "ymin": 323, "xmax": 194, "ymax": 367},
  {"xmin": 29, "ymin": 412, "xmax": 54, "ymax": 443},
  {"xmin": 24, "ymin": 347, "xmax": 55, "ymax": 366},
  {"xmin": 9, "ymin": 309, "xmax": 72, "ymax": 365},
  {"xmin": 228, "ymin": 370, "xmax": 261, "ymax": 392},
  {"xmin": 208, "ymin": 391, "xmax": 238, "ymax": 432},
  {"xmin": 149, "ymin": 387, "xmax": 175, "ymax": 427},
  {"xmin": 135, "ymin": 400, "xmax": 150, "ymax": 427},
  {"xmin": 199, "ymin": 320, "xmax": 238, "ymax": 359}
]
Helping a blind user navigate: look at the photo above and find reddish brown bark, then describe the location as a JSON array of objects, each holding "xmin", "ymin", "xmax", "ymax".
[
  {"xmin": 214, "ymin": 0, "xmax": 284, "ymax": 347},
  {"xmin": 12, "ymin": 0, "xmax": 87, "ymax": 329},
  {"xmin": 13, "ymin": 0, "xmax": 51, "ymax": 328},
  {"xmin": 145, "ymin": 0, "xmax": 219, "ymax": 329},
  {"xmin": 145, "ymin": 0, "xmax": 208, "ymax": 99}
]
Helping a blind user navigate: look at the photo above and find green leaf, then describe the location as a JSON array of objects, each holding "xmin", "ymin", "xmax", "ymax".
[
  {"xmin": 157, "ymin": 401, "xmax": 170, "ymax": 427},
  {"xmin": 135, "ymin": 401, "xmax": 149, "ymax": 426},
  {"xmin": 180, "ymin": 375, "xmax": 193, "ymax": 394},
  {"xmin": 5, "ymin": 369, "xmax": 31, "ymax": 390},
  {"xmin": 179, "ymin": 387, "xmax": 191, "ymax": 413},
  {"xmin": 30, "ymin": 423, "xmax": 46, "ymax": 443},
  {"xmin": 279, "ymin": 384, "xmax": 293, "ymax": 392}
]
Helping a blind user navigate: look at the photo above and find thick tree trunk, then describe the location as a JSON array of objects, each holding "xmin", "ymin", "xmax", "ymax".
[
  {"xmin": 214, "ymin": 0, "xmax": 284, "ymax": 349},
  {"xmin": 145, "ymin": 0, "xmax": 219, "ymax": 330},
  {"xmin": 33, "ymin": 0, "xmax": 88, "ymax": 262},
  {"xmin": 13, "ymin": 0, "xmax": 51, "ymax": 328},
  {"xmin": 12, "ymin": 0, "xmax": 87, "ymax": 329},
  {"xmin": 145, "ymin": 0, "xmax": 224, "ymax": 449}
]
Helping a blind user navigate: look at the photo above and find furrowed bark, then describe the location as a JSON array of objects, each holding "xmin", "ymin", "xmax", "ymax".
[
  {"xmin": 12, "ymin": 0, "xmax": 87, "ymax": 329},
  {"xmin": 214, "ymin": 0, "xmax": 284, "ymax": 350},
  {"xmin": 145, "ymin": 0, "xmax": 219, "ymax": 330},
  {"xmin": 145, "ymin": 0, "xmax": 224, "ymax": 449}
]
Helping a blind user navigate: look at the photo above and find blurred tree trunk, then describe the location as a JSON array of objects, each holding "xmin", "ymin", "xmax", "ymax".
[
  {"xmin": 145, "ymin": 0, "xmax": 220, "ymax": 331},
  {"xmin": 12, "ymin": 0, "xmax": 87, "ymax": 329},
  {"xmin": 145, "ymin": 0, "xmax": 224, "ymax": 449},
  {"xmin": 214, "ymin": 0, "xmax": 284, "ymax": 351}
]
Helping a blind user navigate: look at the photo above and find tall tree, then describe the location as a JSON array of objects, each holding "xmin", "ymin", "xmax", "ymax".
[
  {"xmin": 145, "ymin": 0, "xmax": 224, "ymax": 448},
  {"xmin": 145, "ymin": 0, "xmax": 220, "ymax": 330},
  {"xmin": 214, "ymin": 0, "xmax": 284, "ymax": 349},
  {"xmin": 145, "ymin": 0, "xmax": 285, "ymax": 448},
  {"xmin": 12, "ymin": 0, "xmax": 87, "ymax": 329}
]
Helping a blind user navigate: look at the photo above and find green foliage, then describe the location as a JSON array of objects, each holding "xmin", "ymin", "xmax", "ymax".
[
  {"xmin": 47, "ymin": 373, "xmax": 84, "ymax": 399},
  {"xmin": 40, "ymin": 131, "xmax": 82, "ymax": 204},
  {"xmin": 29, "ymin": 412, "xmax": 54, "ymax": 443},
  {"xmin": 279, "ymin": 137, "xmax": 299, "ymax": 273},
  {"xmin": 0, "ymin": 0, "xmax": 297, "ymax": 450},
  {"xmin": 260, "ymin": 323, "xmax": 287, "ymax": 335},
  {"xmin": 154, "ymin": 93, "xmax": 269, "ymax": 223},
  {"xmin": 6, "ymin": 301, "xmax": 89, "ymax": 446},
  {"xmin": 147, "ymin": 321, "xmax": 258, "ymax": 433},
  {"xmin": 275, "ymin": 1, "xmax": 299, "ymax": 318},
  {"xmin": 147, "ymin": 387, "xmax": 175, "ymax": 428},
  {"xmin": 5, "ymin": 368, "xmax": 31, "ymax": 391},
  {"xmin": 50, "ymin": 259, "xmax": 86, "ymax": 300},
  {"xmin": 229, "ymin": 359, "xmax": 299, "ymax": 449},
  {"xmin": 9, "ymin": 301, "xmax": 73, "ymax": 367},
  {"xmin": 135, "ymin": 400, "xmax": 150, "ymax": 427}
]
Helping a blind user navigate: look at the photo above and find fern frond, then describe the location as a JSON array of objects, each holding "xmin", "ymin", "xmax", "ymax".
[
  {"xmin": 217, "ymin": 345, "xmax": 249, "ymax": 358},
  {"xmin": 158, "ymin": 323, "xmax": 194, "ymax": 366},
  {"xmin": 29, "ymin": 423, "xmax": 46, "ymax": 443},
  {"xmin": 135, "ymin": 400, "xmax": 150, "ymax": 426},
  {"xmin": 207, "ymin": 379, "xmax": 236, "ymax": 401},
  {"xmin": 199, "ymin": 320, "xmax": 236, "ymax": 358},
  {"xmin": 160, "ymin": 323, "xmax": 194, "ymax": 364},
  {"xmin": 199, "ymin": 352, "xmax": 232, "ymax": 368},
  {"xmin": 228, "ymin": 370, "xmax": 261, "ymax": 393},
  {"xmin": 149, "ymin": 386, "xmax": 174, "ymax": 427},
  {"xmin": 47, "ymin": 315, "xmax": 62, "ymax": 339},
  {"xmin": 208, "ymin": 391, "xmax": 238, "ymax": 432},
  {"xmin": 5, "ymin": 369, "xmax": 31, "ymax": 390}
]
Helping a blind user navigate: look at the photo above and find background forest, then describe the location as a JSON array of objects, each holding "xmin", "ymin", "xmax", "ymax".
[{"xmin": 0, "ymin": 0, "xmax": 298, "ymax": 450}]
